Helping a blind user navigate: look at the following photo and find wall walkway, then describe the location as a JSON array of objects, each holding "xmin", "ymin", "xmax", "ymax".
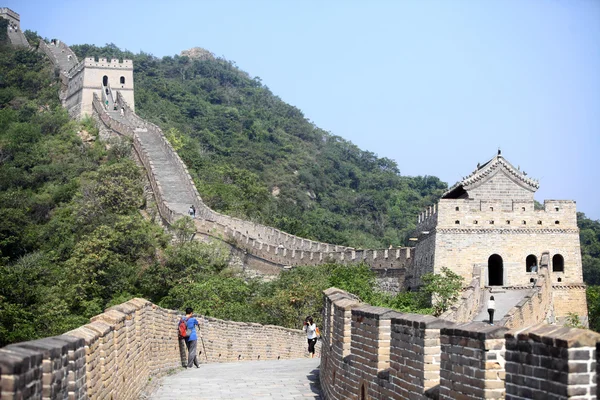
[
  {"xmin": 88, "ymin": 67, "xmax": 414, "ymax": 276},
  {"xmin": 148, "ymin": 358, "xmax": 322, "ymax": 399},
  {"xmin": 0, "ymin": 299, "xmax": 320, "ymax": 399}
]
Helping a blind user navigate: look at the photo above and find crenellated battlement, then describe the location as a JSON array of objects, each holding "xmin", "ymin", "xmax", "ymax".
[
  {"xmin": 419, "ymin": 198, "xmax": 579, "ymax": 229},
  {"xmin": 0, "ymin": 7, "xmax": 19, "ymax": 25},
  {"xmin": 0, "ymin": 298, "xmax": 320, "ymax": 399},
  {"xmin": 84, "ymin": 56, "xmax": 133, "ymax": 69},
  {"xmin": 320, "ymin": 288, "xmax": 600, "ymax": 400}
]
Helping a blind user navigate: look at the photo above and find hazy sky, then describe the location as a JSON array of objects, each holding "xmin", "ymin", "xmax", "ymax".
[{"xmin": 8, "ymin": 0, "xmax": 600, "ymax": 219}]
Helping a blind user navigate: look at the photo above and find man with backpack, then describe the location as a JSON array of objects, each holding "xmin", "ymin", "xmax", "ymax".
[{"xmin": 179, "ymin": 307, "xmax": 201, "ymax": 368}]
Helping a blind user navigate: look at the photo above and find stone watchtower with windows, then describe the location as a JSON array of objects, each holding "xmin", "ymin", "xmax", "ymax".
[
  {"xmin": 410, "ymin": 151, "xmax": 587, "ymax": 322},
  {"xmin": 0, "ymin": 7, "xmax": 29, "ymax": 47},
  {"xmin": 63, "ymin": 56, "xmax": 135, "ymax": 119}
]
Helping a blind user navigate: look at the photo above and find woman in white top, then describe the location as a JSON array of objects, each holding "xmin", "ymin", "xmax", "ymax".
[
  {"xmin": 488, "ymin": 296, "xmax": 496, "ymax": 325},
  {"xmin": 303, "ymin": 316, "xmax": 318, "ymax": 358}
]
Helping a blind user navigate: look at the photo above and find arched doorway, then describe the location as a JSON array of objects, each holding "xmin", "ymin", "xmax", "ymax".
[
  {"xmin": 102, "ymin": 75, "xmax": 108, "ymax": 87},
  {"xmin": 488, "ymin": 254, "xmax": 503, "ymax": 286}
]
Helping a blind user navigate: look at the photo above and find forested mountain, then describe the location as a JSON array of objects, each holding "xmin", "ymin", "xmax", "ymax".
[
  {"xmin": 71, "ymin": 44, "xmax": 447, "ymax": 248},
  {"xmin": 1, "ymin": 37, "xmax": 599, "ymax": 347}
]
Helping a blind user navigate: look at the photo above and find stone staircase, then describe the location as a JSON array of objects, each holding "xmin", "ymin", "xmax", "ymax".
[
  {"xmin": 473, "ymin": 286, "xmax": 534, "ymax": 324},
  {"xmin": 43, "ymin": 40, "xmax": 78, "ymax": 73},
  {"xmin": 114, "ymin": 113, "xmax": 198, "ymax": 216}
]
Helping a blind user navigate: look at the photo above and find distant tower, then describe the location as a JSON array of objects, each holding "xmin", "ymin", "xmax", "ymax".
[
  {"xmin": 64, "ymin": 57, "xmax": 135, "ymax": 118},
  {"xmin": 0, "ymin": 7, "xmax": 29, "ymax": 47}
]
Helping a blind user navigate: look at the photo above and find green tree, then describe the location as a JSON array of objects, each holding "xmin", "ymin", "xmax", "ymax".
[
  {"xmin": 587, "ymin": 286, "xmax": 600, "ymax": 332},
  {"xmin": 421, "ymin": 267, "xmax": 464, "ymax": 316}
]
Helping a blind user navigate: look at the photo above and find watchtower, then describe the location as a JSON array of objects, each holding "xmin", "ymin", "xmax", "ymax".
[
  {"xmin": 410, "ymin": 151, "xmax": 586, "ymax": 319},
  {"xmin": 0, "ymin": 7, "xmax": 29, "ymax": 47},
  {"xmin": 0, "ymin": 7, "xmax": 20, "ymax": 29},
  {"xmin": 64, "ymin": 57, "xmax": 135, "ymax": 118}
]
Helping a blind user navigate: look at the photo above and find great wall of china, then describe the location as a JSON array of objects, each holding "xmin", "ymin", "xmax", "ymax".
[{"xmin": 1, "ymin": 9, "xmax": 597, "ymax": 399}]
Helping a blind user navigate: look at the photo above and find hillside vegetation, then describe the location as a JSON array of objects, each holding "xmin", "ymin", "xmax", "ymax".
[
  {"xmin": 71, "ymin": 43, "xmax": 446, "ymax": 249},
  {"xmin": 0, "ymin": 38, "xmax": 599, "ymax": 347}
]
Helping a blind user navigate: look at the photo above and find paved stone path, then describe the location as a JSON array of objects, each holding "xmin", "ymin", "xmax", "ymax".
[
  {"xmin": 148, "ymin": 358, "xmax": 322, "ymax": 399},
  {"xmin": 44, "ymin": 41, "xmax": 77, "ymax": 73},
  {"xmin": 98, "ymin": 102, "xmax": 197, "ymax": 217},
  {"xmin": 474, "ymin": 287, "xmax": 533, "ymax": 324},
  {"xmin": 133, "ymin": 125, "xmax": 198, "ymax": 216}
]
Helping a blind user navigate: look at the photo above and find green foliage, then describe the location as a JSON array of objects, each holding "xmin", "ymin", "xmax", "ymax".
[
  {"xmin": 0, "ymin": 45, "xmax": 166, "ymax": 345},
  {"xmin": 587, "ymin": 286, "xmax": 600, "ymax": 333},
  {"xmin": 578, "ymin": 212, "xmax": 600, "ymax": 285},
  {"xmin": 421, "ymin": 267, "xmax": 464, "ymax": 316},
  {"xmin": 0, "ymin": 19, "xmax": 8, "ymax": 45},
  {"xmin": 564, "ymin": 312, "xmax": 585, "ymax": 329},
  {"xmin": 165, "ymin": 127, "xmax": 185, "ymax": 151},
  {"xmin": 171, "ymin": 216, "xmax": 196, "ymax": 244},
  {"xmin": 70, "ymin": 44, "xmax": 447, "ymax": 248},
  {"xmin": 23, "ymin": 30, "xmax": 41, "ymax": 48},
  {"xmin": 1, "ymin": 40, "xmax": 599, "ymax": 351}
]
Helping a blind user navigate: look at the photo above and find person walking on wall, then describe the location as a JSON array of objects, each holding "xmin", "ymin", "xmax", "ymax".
[
  {"xmin": 188, "ymin": 205, "xmax": 196, "ymax": 218},
  {"xmin": 181, "ymin": 307, "xmax": 201, "ymax": 368},
  {"xmin": 303, "ymin": 316, "xmax": 318, "ymax": 358},
  {"xmin": 488, "ymin": 296, "xmax": 496, "ymax": 325}
]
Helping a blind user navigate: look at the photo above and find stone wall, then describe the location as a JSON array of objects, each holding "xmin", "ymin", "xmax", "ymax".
[
  {"xmin": 0, "ymin": 298, "xmax": 318, "ymax": 399},
  {"xmin": 439, "ymin": 265, "xmax": 484, "ymax": 323},
  {"xmin": 320, "ymin": 287, "xmax": 600, "ymax": 400},
  {"xmin": 94, "ymin": 92, "xmax": 414, "ymax": 277},
  {"xmin": 433, "ymin": 228, "xmax": 582, "ymax": 286},
  {"xmin": 552, "ymin": 284, "xmax": 590, "ymax": 326},
  {"xmin": 500, "ymin": 264, "xmax": 554, "ymax": 329},
  {"xmin": 505, "ymin": 325, "xmax": 599, "ymax": 398},
  {"xmin": 408, "ymin": 232, "xmax": 436, "ymax": 289},
  {"xmin": 440, "ymin": 323, "xmax": 508, "ymax": 400},
  {"xmin": 415, "ymin": 198, "xmax": 583, "ymax": 287}
]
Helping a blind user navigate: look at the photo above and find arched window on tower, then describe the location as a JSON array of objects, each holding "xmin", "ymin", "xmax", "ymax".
[
  {"xmin": 102, "ymin": 75, "xmax": 108, "ymax": 87},
  {"xmin": 552, "ymin": 254, "xmax": 564, "ymax": 273},
  {"xmin": 526, "ymin": 255, "xmax": 538, "ymax": 273},
  {"xmin": 120, "ymin": 76, "xmax": 125, "ymax": 86}
]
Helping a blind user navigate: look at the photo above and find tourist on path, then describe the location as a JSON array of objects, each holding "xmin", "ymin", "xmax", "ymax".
[
  {"xmin": 488, "ymin": 296, "xmax": 496, "ymax": 325},
  {"xmin": 181, "ymin": 307, "xmax": 201, "ymax": 368},
  {"xmin": 303, "ymin": 316, "xmax": 318, "ymax": 358}
]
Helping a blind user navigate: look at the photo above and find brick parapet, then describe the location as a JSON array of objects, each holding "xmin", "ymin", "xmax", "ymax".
[
  {"xmin": 321, "ymin": 290, "xmax": 507, "ymax": 399},
  {"xmin": 439, "ymin": 322, "xmax": 509, "ymax": 400},
  {"xmin": 390, "ymin": 314, "xmax": 455, "ymax": 399},
  {"xmin": 322, "ymin": 288, "xmax": 599, "ymax": 400},
  {"xmin": 505, "ymin": 324, "xmax": 600, "ymax": 399},
  {"xmin": 500, "ymin": 263, "xmax": 552, "ymax": 329},
  {"xmin": 440, "ymin": 265, "xmax": 484, "ymax": 323},
  {"xmin": 0, "ymin": 298, "xmax": 316, "ymax": 399}
]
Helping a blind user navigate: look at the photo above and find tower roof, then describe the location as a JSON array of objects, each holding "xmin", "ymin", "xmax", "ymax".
[{"xmin": 442, "ymin": 152, "xmax": 539, "ymax": 199}]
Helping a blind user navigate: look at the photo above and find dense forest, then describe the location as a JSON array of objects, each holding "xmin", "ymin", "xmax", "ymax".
[{"xmin": 0, "ymin": 35, "xmax": 599, "ymax": 347}]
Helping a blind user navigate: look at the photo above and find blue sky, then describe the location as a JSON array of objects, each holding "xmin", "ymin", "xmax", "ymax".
[{"xmin": 8, "ymin": 0, "xmax": 600, "ymax": 219}]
